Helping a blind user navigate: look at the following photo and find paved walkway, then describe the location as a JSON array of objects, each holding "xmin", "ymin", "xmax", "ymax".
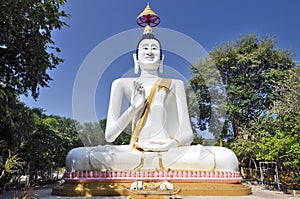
[{"xmin": 1, "ymin": 183, "xmax": 299, "ymax": 199}]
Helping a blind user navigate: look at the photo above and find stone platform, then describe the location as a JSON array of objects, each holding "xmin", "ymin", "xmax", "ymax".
[
  {"xmin": 53, "ymin": 181, "xmax": 251, "ymax": 198},
  {"xmin": 52, "ymin": 170, "xmax": 251, "ymax": 197}
]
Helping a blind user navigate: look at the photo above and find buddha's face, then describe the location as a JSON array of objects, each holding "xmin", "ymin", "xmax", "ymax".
[{"xmin": 137, "ymin": 39, "xmax": 161, "ymax": 71}]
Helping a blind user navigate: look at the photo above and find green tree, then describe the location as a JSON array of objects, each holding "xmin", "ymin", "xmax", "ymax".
[
  {"xmin": 18, "ymin": 111, "xmax": 82, "ymax": 183},
  {"xmin": 0, "ymin": 90, "xmax": 35, "ymax": 151},
  {"xmin": 190, "ymin": 33, "xmax": 296, "ymax": 139},
  {"xmin": 75, "ymin": 119, "xmax": 132, "ymax": 146},
  {"xmin": 55, "ymin": 116, "xmax": 83, "ymax": 155},
  {"xmin": 0, "ymin": 142, "xmax": 23, "ymax": 193},
  {"xmin": 188, "ymin": 77, "xmax": 211, "ymax": 132},
  {"xmin": 76, "ymin": 121, "xmax": 106, "ymax": 146},
  {"xmin": 0, "ymin": 0, "xmax": 69, "ymax": 184},
  {"xmin": 190, "ymin": 34, "xmax": 299, "ymax": 184},
  {"xmin": 256, "ymin": 67, "xmax": 300, "ymax": 189},
  {"xmin": 188, "ymin": 62, "xmax": 226, "ymax": 145},
  {"xmin": 0, "ymin": 0, "xmax": 69, "ymax": 150},
  {"xmin": 0, "ymin": 0, "xmax": 68, "ymax": 98}
]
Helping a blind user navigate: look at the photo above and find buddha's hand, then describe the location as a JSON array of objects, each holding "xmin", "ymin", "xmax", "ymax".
[
  {"xmin": 131, "ymin": 81, "xmax": 146, "ymax": 112},
  {"xmin": 134, "ymin": 139, "xmax": 177, "ymax": 152}
]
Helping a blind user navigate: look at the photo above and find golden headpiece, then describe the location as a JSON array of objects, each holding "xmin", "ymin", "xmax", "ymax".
[{"xmin": 136, "ymin": 3, "xmax": 160, "ymax": 34}]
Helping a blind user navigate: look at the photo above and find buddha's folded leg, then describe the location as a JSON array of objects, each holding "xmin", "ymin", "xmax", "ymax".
[
  {"xmin": 161, "ymin": 145, "xmax": 214, "ymax": 170},
  {"xmin": 161, "ymin": 145, "xmax": 238, "ymax": 171},
  {"xmin": 208, "ymin": 146, "xmax": 239, "ymax": 171},
  {"xmin": 66, "ymin": 145, "xmax": 238, "ymax": 172},
  {"xmin": 66, "ymin": 147, "xmax": 92, "ymax": 171},
  {"xmin": 66, "ymin": 145, "xmax": 144, "ymax": 171}
]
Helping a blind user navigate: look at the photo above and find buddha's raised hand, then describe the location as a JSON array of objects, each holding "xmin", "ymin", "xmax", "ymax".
[{"xmin": 130, "ymin": 81, "xmax": 146, "ymax": 112}]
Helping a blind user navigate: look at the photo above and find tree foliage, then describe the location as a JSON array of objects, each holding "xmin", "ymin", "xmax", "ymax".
[
  {"xmin": 191, "ymin": 33, "xmax": 299, "ymax": 188},
  {"xmin": 0, "ymin": 0, "xmax": 68, "ymax": 98},
  {"xmin": 19, "ymin": 111, "xmax": 82, "ymax": 169},
  {"xmin": 0, "ymin": 90, "xmax": 35, "ymax": 151},
  {"xmin": 18, "ymin": 110, "xmax": 82, "ymax": 184},
  {"xmin": 256, "ymin": 67, "xmax": 300, "ymax": 188},
  {"xmin": 190, "ymin": 33, "xmax": 295, "ymax": 137},
  {"xmin": 0, "ymin": 0, "xmax": 69, "ymax": 157},
  {"xmin": 188, "ymin": 58, "xmax": 226, "ymax": 144},
  {"xmin": 0, "ymin": 0, "xmax": 69, "ymax": 185},
  {"xmin": 76, "ymin": 121, "xmax": 107, "ymax": 146},
  {"xmin": 0, "ymin": 141, "xmax": 24, "ymax": 193}
]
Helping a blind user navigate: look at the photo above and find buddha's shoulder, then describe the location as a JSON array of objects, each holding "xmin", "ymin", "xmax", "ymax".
[
  {"xmin": 112, "ymin": 77, "xmax": 138, "ymax": 85},
  {"xmin": 167, "ymin": 78, "xmax": 184, "ymax": 86},
  {"xmin": 112, "ymin": 77, "xmax": 184, "ymax": 86},
  {"xmin": 168, "ymin": 78, "xmax": 183, "ymax": 84}
]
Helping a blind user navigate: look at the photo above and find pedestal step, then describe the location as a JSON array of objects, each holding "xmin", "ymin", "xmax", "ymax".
[{"xmin": 52, "ymin": 181, "xmax": 252, "ymax": 197}]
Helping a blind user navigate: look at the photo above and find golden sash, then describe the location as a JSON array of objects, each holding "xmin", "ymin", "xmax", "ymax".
[{"xmin": 131, "ymin": 78, "xmax": 172, "ymax": 151}]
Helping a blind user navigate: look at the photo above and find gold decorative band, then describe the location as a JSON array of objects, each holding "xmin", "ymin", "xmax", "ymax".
[
  {"xmin": 205, "ymin": 148, "xmax": 216, "ymax": 171},
  {"xmin": 134, "ymin": 152, "xmax": 145, "ymax": 171},
  {"xmin": 172, "ymin": 138, "xmax": 180, "ymax": 146},
  {"xmin": 157, "ymin": 152, "xmax": 165, "ymax": 170}
]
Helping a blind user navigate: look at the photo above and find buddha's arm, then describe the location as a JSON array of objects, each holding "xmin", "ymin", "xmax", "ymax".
[
  {"xmin": 105, "ymin": 79, "xmax": 143, "ymax": 142},
  {"xmin": 174, "ymin": 80, "xmax": 194, "ymax": 145}
]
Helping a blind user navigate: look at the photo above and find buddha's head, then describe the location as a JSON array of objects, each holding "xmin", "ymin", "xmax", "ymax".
[{"xmin": 133, "ymin": 30, "xmax": 164, "ymax": 74}]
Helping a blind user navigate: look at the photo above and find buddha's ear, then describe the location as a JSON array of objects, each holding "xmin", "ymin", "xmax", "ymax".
[
  {"xmin": 133, "ymin": 53, "xmax": 139, "ymax": 74},
  {"xmin": 159, "ymin": 54, "xmax": 165, "ymax": 73}
]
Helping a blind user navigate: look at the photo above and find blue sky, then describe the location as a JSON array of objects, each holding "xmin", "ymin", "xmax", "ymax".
[{"xmin": 21, "ymin": 0, "xmax": 300, "ymax": 120}]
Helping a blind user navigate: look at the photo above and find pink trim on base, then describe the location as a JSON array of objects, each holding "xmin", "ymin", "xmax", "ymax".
[{"xmin": 64, "ymin": 170, "xmax": 241, "ymax": 184}]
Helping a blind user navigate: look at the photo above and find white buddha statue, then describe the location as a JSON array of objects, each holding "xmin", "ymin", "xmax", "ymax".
[{"xmin": 66, "ymin": 28, "xmax": 238, "ymax": 173}]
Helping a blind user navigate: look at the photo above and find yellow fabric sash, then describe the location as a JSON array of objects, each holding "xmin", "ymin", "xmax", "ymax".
[{"xmin": 131, "ymin": 78, "xmax": 172, "ymax": 151}]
